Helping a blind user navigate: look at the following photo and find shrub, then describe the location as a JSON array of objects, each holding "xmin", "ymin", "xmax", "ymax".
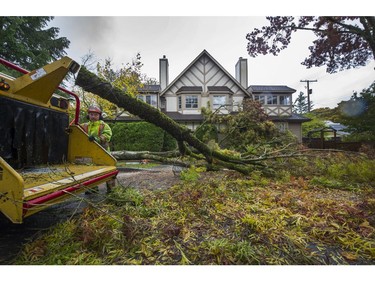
[
  {"xmin": 111, "ymin": 122, "xmax": 168, "ymax": 151},
  {"xmin": 162, "ymin": 131, "xmax": 177, "ymax": 151}
]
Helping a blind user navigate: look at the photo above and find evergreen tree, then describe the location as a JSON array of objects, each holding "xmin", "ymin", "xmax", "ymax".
[
  {"xmin": 0, "ymin": 16, "xmax": 69, "ymax": 74},
  {"xmin": 293, "ymin": 91, "xmax": 309, "ymax": 114}
]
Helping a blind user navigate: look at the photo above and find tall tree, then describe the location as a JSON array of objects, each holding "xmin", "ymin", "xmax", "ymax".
[
  {"xmin": 0, "ymin": 16, "xmax": 69, "ymax": 72},
  {"xmin": 293, "ymin": 91, "xmax": 310, "ymax": 114},
  {"xmin": 246, "ymin": 17, "xmax": 375, "ymax": 73}
]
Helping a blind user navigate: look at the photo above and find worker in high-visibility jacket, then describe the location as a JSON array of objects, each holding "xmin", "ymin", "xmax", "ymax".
[
  {"xmin": 81, "ymin": 105, "xmax": 115, "ymax": 194},
  {"xmin": 81, "ymin": 105, "xmax": 112, "ymax": 151}
]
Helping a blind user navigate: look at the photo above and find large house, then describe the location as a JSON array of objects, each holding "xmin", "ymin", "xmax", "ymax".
[{"xmin": 122, "ymin": 49, "xmax": 309, "ymax": 142}]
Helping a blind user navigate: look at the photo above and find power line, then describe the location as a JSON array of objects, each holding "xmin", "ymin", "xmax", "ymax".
[{"xmin": 300, "ymin": 79, "xmax": 318, "ymax": 112}]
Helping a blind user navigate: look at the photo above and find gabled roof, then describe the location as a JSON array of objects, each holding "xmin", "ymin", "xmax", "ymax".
[
  {"xmin": 248, "ymin": 85, "xmax": 296, "ymax": 94},
  {"xmin": 160, "ymin": 49, "xmax": 251, "ymax": 97}
]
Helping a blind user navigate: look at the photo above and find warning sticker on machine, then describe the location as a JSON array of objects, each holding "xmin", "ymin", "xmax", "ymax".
[
  {"xmin": 30, "ymin": 68, "xmax": 47, "ymax": 80},
  {"xmin": 28, "ymin": 187, "xmax": 44, "ymax": 193}
]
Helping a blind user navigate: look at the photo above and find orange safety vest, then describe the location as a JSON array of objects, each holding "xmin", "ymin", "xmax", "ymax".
[{"xmin": 81, "ymin": 123, "xmax": 105, "ymax": 136}]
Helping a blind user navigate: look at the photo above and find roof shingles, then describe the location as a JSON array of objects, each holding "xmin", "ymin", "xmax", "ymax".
[{"xmin": 248, "ymin": 85, "xmax": 296, "ymax": 94}]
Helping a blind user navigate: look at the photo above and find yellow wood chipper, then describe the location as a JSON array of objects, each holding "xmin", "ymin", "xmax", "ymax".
[{"xmin": 0, "ymin": 57, "xmax": 118, "ymax": 223}]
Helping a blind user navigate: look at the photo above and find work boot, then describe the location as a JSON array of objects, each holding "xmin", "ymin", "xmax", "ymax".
[{"xmin": 106, "ymin": 179, "xmax": 116, "ymax": 194}]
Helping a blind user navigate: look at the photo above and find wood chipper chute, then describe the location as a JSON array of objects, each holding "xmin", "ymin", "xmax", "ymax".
[{"xmin": 0, "ymin": 57, "xmax": 118, "ymax": 223}]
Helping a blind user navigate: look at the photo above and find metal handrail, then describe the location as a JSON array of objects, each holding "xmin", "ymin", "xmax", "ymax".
[{"xmin": 0, "ymin": 57, "xmax": 81, "ymax": 125}]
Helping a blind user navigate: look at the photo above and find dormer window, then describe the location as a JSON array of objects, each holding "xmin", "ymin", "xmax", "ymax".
[
  {"xmin": 279, "ymin": 95, "xmax": 291, "ymax": 105},
  {"xmin": 254, "ymin": 95, "xmax": 265, "ymax": 104},
  {"xmin": 185, "ymin": 95, "xmax": 199, "ymax": 109},
  {"xmin": 249, "ymin": 86, "xmax": 295, "ymax": 109},
  {"xmin": 137, "ymin": 85, "xmax": 160, "ymax": 108},
  {"xmin": 212, "ymin": 95, "xmax": 227, "ymax": 109},
  {"xmin": 176, "ymin": 86, "xmax": 202, "ymax": 111},
  {"xmin": 208, "ymin": 86, "xmax": 233, "ymax": 111},
  {"xmin": 254, "ymin": 94, "xmax": 292, "ymax": 106},
  {"xmin": 138, "ymin": 94, "xmax": 157, "ymax": 107},
  {"xmin": 266, "ymin": 95, "xmax": 278, "ymax": 105},
  {"xmin": 176, "ymin": 94, "xmax": 200, "ymax": 110}
]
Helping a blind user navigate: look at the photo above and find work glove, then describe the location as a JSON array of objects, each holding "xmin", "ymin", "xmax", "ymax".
[
  {"xmin": 99, "ymin": 135, "xmax": 107, "ymax": 143},
  {"xmin": 88, "ymin": 135, "xmax": 95, "ymax": 142}
]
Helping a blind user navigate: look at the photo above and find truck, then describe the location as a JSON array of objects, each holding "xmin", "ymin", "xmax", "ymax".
[{"xmin": 0, "ymin": 57, "xmax": 118, "ymax": 224}]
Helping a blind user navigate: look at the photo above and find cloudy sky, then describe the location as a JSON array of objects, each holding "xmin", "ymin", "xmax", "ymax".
[{"xmin": 7, "ymin": 1, "xmax": 374, "ymax": 110}]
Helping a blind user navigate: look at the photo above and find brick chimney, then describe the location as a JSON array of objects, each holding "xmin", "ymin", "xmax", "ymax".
[
  {"xmin": 159, "ymin": 55, "xmax": 169, "ymax": 91},
  {"xmin": 235, "ymin": 57, "xmax": 248, "ymax": 89}
]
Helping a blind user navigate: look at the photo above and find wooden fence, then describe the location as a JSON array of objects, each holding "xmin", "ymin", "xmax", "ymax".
[{"xmin": 302, "ymin": 138, "xmax": 375, "ymax": 152}]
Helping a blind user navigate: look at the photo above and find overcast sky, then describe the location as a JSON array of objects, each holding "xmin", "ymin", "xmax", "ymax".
[
  {"xmin": 5, "ymin": 1, "xmax": 373, "ymax": 110},
  {"xmin": 49, "ymin": 15, "xmax": 374, "ymax": 109}
]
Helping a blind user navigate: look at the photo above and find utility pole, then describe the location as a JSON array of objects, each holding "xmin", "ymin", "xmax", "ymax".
[{"xmin": 300, "ymin": 79, "xmax": 317, "ymax": 112}]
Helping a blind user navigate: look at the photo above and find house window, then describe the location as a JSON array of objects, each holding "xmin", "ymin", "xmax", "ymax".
[
  {"xmin": 139, "ymin": 94, "xmax": 157, "ymax": 107},
  {"xmin": 275, "ymin": 122, "xmax": 288, "ymax": 132},
  {"xmin": 266, "ymin": 95, "xmax": 278, "ymax": 105},
  {"xmin": 280, "ymin": 95, "xmax": 291, "ymax": 105},
  {"xmin": 212, "ymin": 95, "xmax": 226, "ymax": 109},
  {"xmin": 254, "ymin": 95, "xmax": 265, "ymax": 104},
  {"xmin": 178, "ymin": 96, "xmax": 182, "ymax": 110},
  {"xmin": 185, "ymin": 95, "xmax": 198, "ymax": 109}
]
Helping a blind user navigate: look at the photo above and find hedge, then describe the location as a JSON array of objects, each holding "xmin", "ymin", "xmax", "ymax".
[{"xmin": 110, "ymin": 122, "xmax": 176, "ymax": 152}]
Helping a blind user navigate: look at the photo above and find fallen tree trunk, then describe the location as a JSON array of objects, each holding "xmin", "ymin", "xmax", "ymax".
[
  {"xmin": 111, "ymin": 150, "xmax": 190, "ymax": 167},
  {"xmin": 111, "ymin": 150, "xmax": 181, "ymax": 160}
]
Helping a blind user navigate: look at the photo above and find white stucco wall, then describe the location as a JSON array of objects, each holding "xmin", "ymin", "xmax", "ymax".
[
  {"xmin": 166, "ymin": 96, "xmax": 177, "ymax": 112},
  {"xmin": 288, "ymin": 123, "xmax": 303, "ymax": 142}
]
